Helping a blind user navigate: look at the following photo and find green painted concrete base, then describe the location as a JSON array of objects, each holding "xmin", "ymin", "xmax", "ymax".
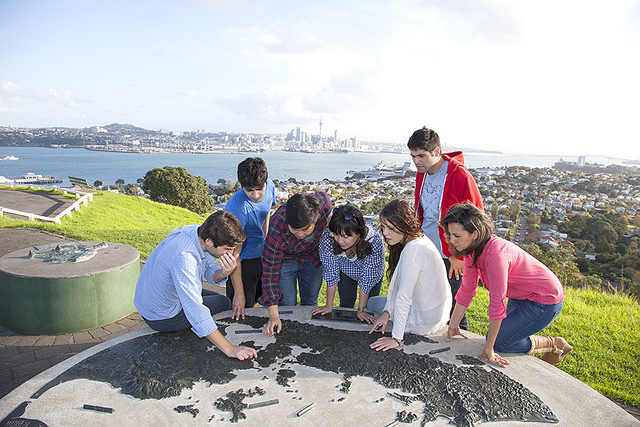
[{"xmin": 0, "ymin": 242, "xmax": 140, "ymax": 335}]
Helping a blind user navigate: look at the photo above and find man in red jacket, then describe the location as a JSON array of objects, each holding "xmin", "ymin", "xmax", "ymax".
[{"xmin": 408, "ymin": 127, "xmax": 483, "ymax": 330}]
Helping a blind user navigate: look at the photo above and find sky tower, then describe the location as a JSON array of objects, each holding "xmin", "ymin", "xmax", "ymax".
[{"xmin": 319, "ymin": 116, "xmax": 322, "ymax": 141}]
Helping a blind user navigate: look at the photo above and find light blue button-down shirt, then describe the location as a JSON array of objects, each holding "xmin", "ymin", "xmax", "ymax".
[{"xmin": 134, "ymin": 224, "xmax": 227, "ymax": 338}]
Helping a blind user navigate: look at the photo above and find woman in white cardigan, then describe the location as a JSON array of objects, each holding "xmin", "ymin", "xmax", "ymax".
[{"xmin": 368, "ymin": 199, "xmax": 452, "ymax": 351}]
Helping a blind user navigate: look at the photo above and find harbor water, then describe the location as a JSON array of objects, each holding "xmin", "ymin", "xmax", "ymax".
[{"xmin": 0, "ymin": 146, "xmax": 586, "ymax": 187}]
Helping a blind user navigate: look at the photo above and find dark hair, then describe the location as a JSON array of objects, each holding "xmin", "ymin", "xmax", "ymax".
[
  {"xmin": 440, "ymin": 203, "xmax": 494, "ymax": 268},
  {"xmin": 198, "ymin": 210, "xmax": 246, "ymax": 248},
  {"xmin": 237, "ymin": 157, "xmax": 268, "ymax": 189},
  {"xmin": 379, "ymin": 199, "xmax": 423, "ymax": 280},
  {"xmin": 329, "ymin": 204, "xmax": 372, "ymax": 259},
  {"xmin": 407, "ymin": 126, "xmax": 441, "ymax": 153},
  {"xmin": 285, "ymin": 193, "xmax": 321, "ymax": 229}
]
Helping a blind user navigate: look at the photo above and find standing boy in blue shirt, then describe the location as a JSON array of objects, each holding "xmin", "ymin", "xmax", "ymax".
[{"xmin": 225, "ymin": 157, "xmax": 277, "ymax": 319}]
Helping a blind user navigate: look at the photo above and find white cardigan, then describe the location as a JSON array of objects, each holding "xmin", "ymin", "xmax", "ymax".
[{"xmin": 384, "ymin": 236, "xmax": 452, "ymax": 340}]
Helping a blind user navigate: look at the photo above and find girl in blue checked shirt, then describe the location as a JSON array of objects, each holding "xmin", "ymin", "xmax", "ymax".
[{"xmin": 310, "ymin": 204, "xmax": 386, "ymax": 323}]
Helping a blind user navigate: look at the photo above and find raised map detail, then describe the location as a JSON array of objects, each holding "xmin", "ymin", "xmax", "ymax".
[
  {"xmin": 28, "ymin": 316, "xmax": 558, "ymax": 426},
  {"xmin": 27, "ymin": 242, "xmax": 108, "ymax": 263}
]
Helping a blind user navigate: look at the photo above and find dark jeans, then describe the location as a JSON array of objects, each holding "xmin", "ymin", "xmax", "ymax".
[
  {"xmin": 494, "ymin": 299, "xmax": 563, "ymax": 353},
  {"xmin": 337, "ymin": 271, "xmax": 382, "ymax": 308},
  {"xmin": 227, "ymin": 257, "xmax": 263, "ymax": 308},
  {"xmin": 444, "ymin": 257, "xmax": 467, "ymax": 330},
  {"xmin": 278, "ymin": 260, "xmax": 323, "ymax": 306},
  {"xmin": 143, "ymin": 289, "xmax": 231, "ymax": 333}
]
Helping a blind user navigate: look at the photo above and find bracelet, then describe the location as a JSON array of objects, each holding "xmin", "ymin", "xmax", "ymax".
[
  {"xmin": 392, "ymin": 337, "xmax": 402, "ymax": 347},
  {"xmin": 357, "ymin": 307, "xmax": 366, "ymax": 312}
]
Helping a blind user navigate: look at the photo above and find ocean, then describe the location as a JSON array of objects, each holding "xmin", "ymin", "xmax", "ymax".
[{"xmin": 0, "ymin": 146, "xmax": 591, "ymax": 187}]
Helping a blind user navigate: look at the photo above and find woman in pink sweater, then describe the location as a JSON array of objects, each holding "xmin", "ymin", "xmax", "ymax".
[{"xmin": 441, "ymin": 203, "xmax": 572, "ymax": 367}]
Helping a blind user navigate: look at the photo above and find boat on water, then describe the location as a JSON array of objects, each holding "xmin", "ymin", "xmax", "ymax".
[
  {"xmin": 347, "ymin": 161, "xmax": 413, "ymax": 177},
  {"xmin": 0, "ymin": 173, "xmax": 63, "ymax": 185},
  {"xmin": 1, "ymin": 155, "xmax": 19, "ymax": 161}
]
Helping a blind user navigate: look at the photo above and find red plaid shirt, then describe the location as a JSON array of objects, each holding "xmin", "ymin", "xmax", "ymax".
[{"xmin": 259, "ymin": 192, "xmax": 332, "ymax": 306}]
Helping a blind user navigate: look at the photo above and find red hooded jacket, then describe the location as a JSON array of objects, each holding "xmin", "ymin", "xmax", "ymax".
[{"xmin": 413, "ymin": 151, "xmax": 483, "ymax": 258}]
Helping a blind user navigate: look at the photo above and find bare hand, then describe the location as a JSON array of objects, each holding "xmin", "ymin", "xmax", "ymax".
[
  {"xmin": 448, "ymin": 256, "xmax": 464, "ymax": 280},
  {"xmin": 225, "ymin": 345, "xmax": 258, "ymax": 361},
  {"xmin": 370, "ymin": 336, "xmax": 400, "ymax": 352},
  {"xmin": 218, "ymin": 253, "xmax": 239, "ymax": 277},
  {"xmin": 478, "ymin": 346, "xmax": 510, "ymax": 368},
  {"xmin": 231, "ymin": 294, "xmax": 246, "ymax": 320},
  {"xmin": 263, "ymin": 316, "xmax": 282, "ymax": 336},
  {"xmin": 357, "ymin": 310, "xmax": 376, "ymax": 324},
  {"xmin": 310, "ymin": 305, "xmax": 332, "ymax": 316},
  {"xmin": 369, "ymin": 312, "xmax": 389, "ymax": 334},
  {"xmin": 447, "ymin": 325, "xmax": 468, "ymax": 341}
]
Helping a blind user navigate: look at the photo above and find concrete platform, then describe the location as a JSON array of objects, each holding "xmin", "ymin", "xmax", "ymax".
[
  {"xmin": 0, "ymin": 307, "xmax": 637, "ymax": 426},
  {"xmin": 0, "ymin": 241, "xmax": 140, "ymax": 334}
]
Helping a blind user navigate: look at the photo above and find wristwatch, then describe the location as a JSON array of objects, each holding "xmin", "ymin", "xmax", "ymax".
[{"xmin": 392, "ymin": 337, "xmax": 402, "ymax": 347}]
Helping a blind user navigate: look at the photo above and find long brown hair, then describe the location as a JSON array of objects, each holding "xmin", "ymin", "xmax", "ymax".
[
  {"xmin": 379, "ymin": 199, "xmax": 423, "ymax": 280},
  {"xmin": 440, "ymin": 203, "xmax": 494, "ymax": 268}
]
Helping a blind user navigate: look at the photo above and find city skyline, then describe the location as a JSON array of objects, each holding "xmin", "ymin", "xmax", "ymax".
[{"xmin": 1, "ymin": 1, "xmax": 640, "ymax": 159}]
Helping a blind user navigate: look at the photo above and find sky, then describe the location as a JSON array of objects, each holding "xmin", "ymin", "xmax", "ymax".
[{"xmin": 1, "ymin": 0, "xmax": 639, "ymax": 159}]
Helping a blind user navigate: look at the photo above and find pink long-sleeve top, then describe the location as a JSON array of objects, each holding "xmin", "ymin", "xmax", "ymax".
[{"xmin": 455, "ymin": 236, "xmax": 564, "ymax": 321}]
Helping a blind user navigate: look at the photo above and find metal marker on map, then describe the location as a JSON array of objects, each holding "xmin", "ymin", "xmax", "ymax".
[
  {"xmin": 428, "ymin": 347, "xmax": 450, "ymax": 355},
  {"xmin": 83, "ymin": 404, "xmax": 113, "ymax": 413},
  {"xmin": 247, "ymin": 399, "xmax": 279, "ymax": 409},
  {"xmin": 296, "ymin": 402, "xmax": 316, "ymax": 417}
]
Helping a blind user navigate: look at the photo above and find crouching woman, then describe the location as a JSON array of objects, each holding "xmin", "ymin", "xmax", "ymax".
[
  {"xmin": 441, "ymin": 203, "xmax": 572, "ymax": 367},
  {"xmin": 368, "ymin": 199, "xmax": 452, "ymax": 351}
]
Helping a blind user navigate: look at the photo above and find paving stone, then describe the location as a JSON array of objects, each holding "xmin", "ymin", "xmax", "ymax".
[
  {"xmin": 48, "ymin": 354, "xmax": 74, "ymax": 366},
  {"xmin": 0, "ymin": 367, "xmax": 13, "ymax": 384},
  {"xmin": 128, "ymin": 312, "xmax": 143, "ymax": 321},
  {"xmin": 11, "ymin": 335, "xmax": 40, "ymax": 347},
  {"xmin": 72, "ymin": 331, "xmax": 93, "ymax": 344},
  {"xmin": 0, "ymin": 336, "xmax": 22, "ymax": 347},
  {"xmin": 69, "ymin": 343, "xmax": 95, "ymax": 354},
  {"xmin": 0, "ymin": 346, "xmax": 20, "ymax": 361},
  {"xmin": 103, "ymin": 323, "xmax": 127, "ymax": 334},
  {"xmin": 116, "ymin": 318, "xmax": 141, "ymax": 328},
  {"xmin": 34, "ymin": 336, "xmax": 56, "ymax": 346},
  {"xmin": 11, "ymin": 359, "xmax": 51, "ymax": 380},
  {"xmin": 2, "ymin": 350, "xmax": 36, "ymax": 369},
  {"xmin": 87, "ymin": 328, "xmax": 111, "ymax": 340},
  {"xmin": 33, "ymin": 345, "xmax": 73, "ymax": 361},
  {"xmin": 53, "ymin": 334, "xmax": 73, "ymax": 346}
]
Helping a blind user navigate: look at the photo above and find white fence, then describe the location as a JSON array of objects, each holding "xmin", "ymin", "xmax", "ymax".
[{"xmin": 0, "ymin": 185, "xmax": 94, "ymax": 224}]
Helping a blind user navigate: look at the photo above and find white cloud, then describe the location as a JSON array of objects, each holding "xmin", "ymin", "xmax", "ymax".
[
  {"xmin": 0, "ymin": 99, "xmax": 21, "ymax": 113},
  {"xmin": 0, "ymin": 80, "xmax": 20, "ymax": 95}
]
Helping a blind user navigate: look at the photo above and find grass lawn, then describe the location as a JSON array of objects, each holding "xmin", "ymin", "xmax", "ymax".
[{"xmin": 2, "ymin": 187, "xmax": 639, "ymax": 408}]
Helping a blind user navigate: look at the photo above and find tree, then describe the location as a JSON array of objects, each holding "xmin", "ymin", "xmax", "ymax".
[
  {"xmin": 490, "ymin": 203, "xmax": 499, "ymax": 219},
  {"xmin": 141, "ymin": 166, "xmax": 214, "ymax": 214},
  {"xmin": 522, "ymin": 243, "xmax": 600, "ymax": 289},
  {"xmin": 115, "ymin": 178, "xmax": 125, "ymax": 186},
  {"xmin": 93, "ymin": 180, "xmax": 103, "ymax": 187}
]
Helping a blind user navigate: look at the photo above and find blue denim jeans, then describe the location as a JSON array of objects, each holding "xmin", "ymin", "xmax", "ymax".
[
  {"xmin": 366, "ymin": 295, "xmax": 387, "ymax": 316},
  {"xmin": 337, "ymin": 271, "xmax": 382, "ymax": 308},
  {"xmin": 278, "ymin": 260, "xmax": 323, "ymax": 306},
  {"xmin": 143, "ymin": 289, "xmax": 231, "ymax": 333},
  {"xmin": 494, "ymin": 298, "xmax": 563, "ymax": 353}
]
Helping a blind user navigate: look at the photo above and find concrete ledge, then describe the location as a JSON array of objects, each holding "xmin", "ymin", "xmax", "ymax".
[{"xmin": 0, "ymin": 242, "xmax": 140, "ymax": 334}]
